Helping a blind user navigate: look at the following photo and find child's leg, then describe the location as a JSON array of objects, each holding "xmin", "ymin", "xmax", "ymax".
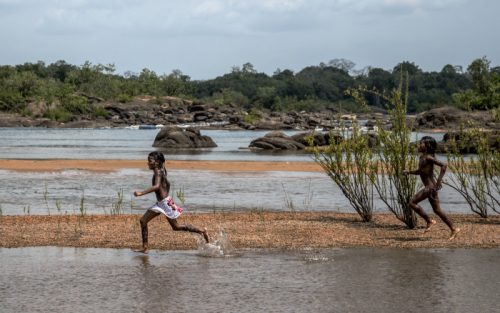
[
  {"xmin": 409, "ymin": 188, "xmax": 436, "ymax": 229},
  {"xmin": 138, "ymin": 210, "xmax": 160, "ymax": 252},
  {"xmin": 167, "ymin": 217, "xmax": 209, "ymax": 243},
  {"xmin": 429, "ymin": 194, "xmax": 460, "ymax": 239}
]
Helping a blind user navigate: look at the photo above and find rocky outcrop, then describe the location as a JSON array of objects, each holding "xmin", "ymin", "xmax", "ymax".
[
  {"xmin": 291, "ymin": 131, "xmax": 343, "ymax": 147},
  {"xmin": 249, "ymin": 131, "xmax": 340, "ymax": 150},
  {"xmin": 436, "ymin": 130, "xmax": 500, "ymax": 153},
  {"xmin": 415, "ymin": 106, "xmax": 499, "ymax": 130},
  {"xmin": 152, "ymin": 126, "xmax": 217, "ymax": 149},
  {"xmin": 249, "ymin": 131, "xmax": 305, "ymax": 150},
  {"xmin": 102, "ymin": 97, "xmax": 362, "ymax": 131},
  {"xmin": 4, "ymin": 95, "xmax": 499, "ymax": 134}
]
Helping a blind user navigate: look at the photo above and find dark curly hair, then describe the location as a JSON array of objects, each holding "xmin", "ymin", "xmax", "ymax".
[
  {"xmin": 148, "ymin": 151, "xmax": 169, "ymax": 190},
  {"xmin": 148, "ymin": 151, "xmax": 165, "ymax": 166},
  {"xmin": 420, "ymin": 136, "xmax": 437, "ymax": 155}
]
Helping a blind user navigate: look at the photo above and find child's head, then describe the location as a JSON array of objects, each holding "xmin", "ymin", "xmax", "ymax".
[
  {"xmin": 147, "ymin": 151, "xmax": 165, "ymax": 169},
  {"xmin": 419, "ymin": 136, "xmax": 437, "ymax": 155}
]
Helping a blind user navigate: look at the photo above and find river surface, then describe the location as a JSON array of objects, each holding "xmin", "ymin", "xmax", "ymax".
[
  {"xmin": 0, "ymin": 168, "xmax": 470, "ymax": 215},
  {"xmin": 0, "ymin": 247, "xmax": 498, "ymax": 313},
  {"xmin": 0, "ymin": 127, "xmax": 475, "ymax": 215},
  {"xmin": 0, "ymin": 127, "xmax": 444, "ymax": 161}
]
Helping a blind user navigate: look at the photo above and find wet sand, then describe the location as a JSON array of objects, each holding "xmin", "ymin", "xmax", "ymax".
[
  {"xmin": 0, "ymin": 159, "xmax": 322, "ymax": 172},
  {"xmin": 1, "ymin": 213, "xmax": 498, "ymax": 250}
]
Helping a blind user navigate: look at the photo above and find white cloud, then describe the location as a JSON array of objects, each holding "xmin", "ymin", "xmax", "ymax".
[{"xmin": 0, "ymin": 0, "xmax": 497, "ymax": 79}]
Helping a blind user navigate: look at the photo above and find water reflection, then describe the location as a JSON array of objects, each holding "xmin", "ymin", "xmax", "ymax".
[
  {"xmin": 1, "ymin": 247, "xmax": 498, "ymax": 313},
  {"xmin": 132, "ymin": 254, "xmax": 181, "ymax": 312}
]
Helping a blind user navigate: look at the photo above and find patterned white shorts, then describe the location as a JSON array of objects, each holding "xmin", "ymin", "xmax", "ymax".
[{"xmin": 148, "ymin": 196, "xmax": 183, "ymax": 219}]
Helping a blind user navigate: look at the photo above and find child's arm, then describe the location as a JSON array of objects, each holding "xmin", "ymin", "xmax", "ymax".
[
  {"xmin": 403, "ymin": 168, "xmax": 420, "ymax": 176},
  {"xmin": 134, "ymin": 169, "xmax": 162, "ymax": 197},
  {"xmin": 428, "ymin": 155, "xmax": 447, "ymax": 189}
]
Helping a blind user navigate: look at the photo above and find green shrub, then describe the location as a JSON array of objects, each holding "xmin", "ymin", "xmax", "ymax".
[
  {"xmin": 117, "ymin": 93, "xmax": 133, "ymax": 103},
  {"xmin": 43, "ymin": 108, "xmax": 73, "ymax": 122},
  {"xmin": 61, "ymin": 95, "xmax": 91, "ymax": 114},
  {"xmin": 0, "ymin": 91, "xmax": 24, "ymax": 111},
  {"xmin": 92, "ymin": 106, "xmax": 109, "ymax": 118},
  {"xmin": 243, "ymin": 108, "xmax": 262, "ymax": 124},
  {"xmin": 312, "ymin": 123, "xmax": 374, "ymax": 222},
  {"xmin": 445, "ymin": 127, "xmax": 499, "ymax": 217}
]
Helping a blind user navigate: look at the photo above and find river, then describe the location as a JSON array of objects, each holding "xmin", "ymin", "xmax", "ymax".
[
  {"xmin": 0, "ymin": 127, "xmax": 444, "ymax": 161},
  {"xmin": 0, "ymin": 127, "xmax": 473, "ymax": 216},
  {"xmin": 1, "ymin": 247, "xmax": 498, "ymax": 313}
]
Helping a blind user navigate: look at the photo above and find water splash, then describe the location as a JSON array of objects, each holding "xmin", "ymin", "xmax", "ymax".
[{"xmin": 197, "ymin": 227, "xmax": 236, "ymax": 257}]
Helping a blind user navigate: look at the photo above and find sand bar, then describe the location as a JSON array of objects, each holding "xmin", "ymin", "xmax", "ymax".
[
  {"xmin": 1, "ymin": 213, "xmax": 498, "ymax": 250},
  {"xmin": 0, "ymin": 159, "xmax": 322, "ymax": 172}
]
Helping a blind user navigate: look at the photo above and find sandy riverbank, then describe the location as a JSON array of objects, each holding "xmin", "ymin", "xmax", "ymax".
[
  {"xmin": 1, "ymin": 212, "xmax": 498, "ymax": 250},
  {"xmin": 1, "ymin": 159, "xmax": 498, "ymax": 250},
  {"xmin": 0, "ymin": 159, "xmax": 322, "ymax": 172}
]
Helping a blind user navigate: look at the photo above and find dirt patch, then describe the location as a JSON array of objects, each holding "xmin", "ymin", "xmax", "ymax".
[{"xmin": 1, "ymin": 212, "xmax": 498, "ymax": 250}]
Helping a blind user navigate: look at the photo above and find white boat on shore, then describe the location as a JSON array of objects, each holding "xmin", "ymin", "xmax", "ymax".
[{"xmin": 126, "ymin": 124, "xmax": 165, "ymax": 130}]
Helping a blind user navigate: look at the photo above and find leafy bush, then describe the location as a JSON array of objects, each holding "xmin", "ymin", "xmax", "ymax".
[
  {"xmin": 61, "ymin": 95, "xmax": 91, "ymax": 115},
  {"xmin": 312, "ymin": 123, "xmax": 374, "ymax": 222},
  {"xmin": 243, "ymin": 108, "xmax": 262, "ymax": 124},
  {"xmin": 0, "ymin": 91, "xmax": 23, "ymax": 111},
  {"xmin": 92, "ymin": 106, "xmax": 109, "ymax": 118},
  {"xmin": 368, "ymin": 80, "xmax": 419, "ymax": 229},
  {"xmin": 117, "ymin": 93, "xmax": 133, "ymax": 103},
  {"xmin": 445, "ymin": 127, "xmax": 499, "ymax": 217},
  {"xmin": 43, "ymin": 108, "xmax": 73, "ymax": 122}
]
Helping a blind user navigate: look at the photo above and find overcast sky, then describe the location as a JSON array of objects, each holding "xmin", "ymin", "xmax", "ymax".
[{"xmin": 0, "ymin": 0, "xmax": 498, "ymax": 79}]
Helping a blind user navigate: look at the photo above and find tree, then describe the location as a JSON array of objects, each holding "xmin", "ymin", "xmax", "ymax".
[
  {"xmin": 328, "ymin": 58, "xmax": 356, "ymax": 73},
  {"xmin": 453, "ymin": 57, "xmax": 500, "ymax": 110},
  {"xmin": 364, "ymin": 67, "xmax": 393, "ymax": 107},
  {"xmin": 46, "ymin": 60, "xmax": 78, "ymax": 82},
  {"xmin": 138, "ymin": 68, "xmax": 161, "ymax": 96}
]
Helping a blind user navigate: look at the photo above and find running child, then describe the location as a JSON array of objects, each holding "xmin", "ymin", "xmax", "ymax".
[
  {"xmin": 134, "ymin": 151, "xmax": 209, "ymax": 253},
  {"xmin": 404, "ymin": 136, "xmax": 460, "ymax": 240}
]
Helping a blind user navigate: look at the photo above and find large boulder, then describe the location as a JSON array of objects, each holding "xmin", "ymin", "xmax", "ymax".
[
  {"xmin": 436, "ymin": 130, "xmax": 500, "ymax": 153},
  {"xmin": 153, "ymin": 126, "xmax": 217, "ymax": 149},
  {"xmin": 291, "ymin": 131, "xmax": 342, "ymax": 146},
  {"xmin": 254, "ymin": 119, "xmax": 290, "ymax": 130},
  {"xmin": 249, "ymin": 131, "xmax": 304, "ymax": 150},
  {"xmin": 415, "ymin": 106, "xmax": 499, "ymax": 130},
  {"xmin": 415, "ymin": 107, "xmax": 465, "ymax": 129},
  {"xmin": 249, "ymin": 131, "xmax": 339, "ymax": 151}
]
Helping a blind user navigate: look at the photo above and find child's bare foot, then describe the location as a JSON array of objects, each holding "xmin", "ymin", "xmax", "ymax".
[
  {"xmin": 424, "ymin": 219, "xmax": 437, "ymax": 233},
  {"xmin": 133, "ymin": 246, "xmax": 148, "ymax": 254},
  {"xmin": 202, "ymin": 228, "xmax": 209, "ymax": 243},
  {"xmin": 448, "ymin": 228, "xmax": 461, "ymax": 240}
]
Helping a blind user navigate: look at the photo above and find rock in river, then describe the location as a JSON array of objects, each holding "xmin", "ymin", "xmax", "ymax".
[{"xmin": 153, "ymin": 126, "xmax": 217, "ymax": 149}]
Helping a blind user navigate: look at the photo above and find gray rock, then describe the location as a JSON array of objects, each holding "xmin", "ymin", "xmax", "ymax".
[
  {"xmin": 249, "ymin": 131, "xmax": 330, "ymax": 150},
  {"xmin": 153, "ymin": 126, "xmax": 217, "ymax": 149},
  {"xmin": 436, "ymin": 130, "xmax": 500, "ymax": 153},
  {"xmin": 291, "ymin": 131, "xmax": 342, "ymax": 147}
]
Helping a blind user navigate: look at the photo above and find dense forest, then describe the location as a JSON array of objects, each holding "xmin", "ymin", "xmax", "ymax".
[{"xmin": 0, "ymin": 57, "xmax": 499, "ymax": 122}]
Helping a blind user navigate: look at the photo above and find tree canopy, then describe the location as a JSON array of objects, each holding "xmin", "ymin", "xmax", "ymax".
[{"xmin": 1, "ymin": 57, "xmax": 498, "ymax": 121}]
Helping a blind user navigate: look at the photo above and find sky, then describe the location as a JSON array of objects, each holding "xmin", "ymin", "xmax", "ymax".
[{"xmin": 0, "ymin": 0, "xmax": 499, "ymax": 80}]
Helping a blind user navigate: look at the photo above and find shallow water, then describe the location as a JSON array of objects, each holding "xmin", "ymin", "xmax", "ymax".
[
  {"xmin": 0, "ymin": 127, "xmax": 476, "ymax": 216},
  {"xmin": 0, "ymin": 168, "xmax": 471, "ymax": 215},
  {"xmin": 0, "ymin": 127, "xmax": 444, "ymax": 161},
  {"xmin": 0, "ymin": 247, "xmax": 498, "ymax": 313},
  {"xmin": 0, "ymin": 127, "xmax": 311, "ymax": 161}
]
